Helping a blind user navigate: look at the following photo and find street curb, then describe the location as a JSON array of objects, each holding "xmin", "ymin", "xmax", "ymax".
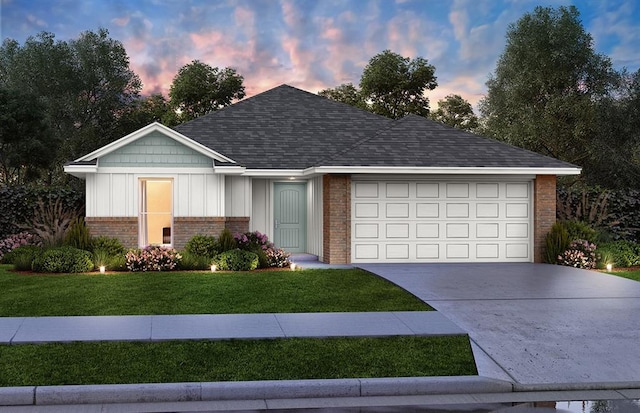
[
  {"xmin": 0, "ymin": 376, "xmax": 511, "ymax": 406},
  {"xmin": 513, "ymin": 381, "xmax": 640, "ymax": 392}
]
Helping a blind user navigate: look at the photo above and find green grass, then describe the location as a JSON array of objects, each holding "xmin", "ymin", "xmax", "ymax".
[
  {"xmin": 0, "ymin": 265, "xmax": 431, "ymax": 316},
  {"xmin": 0, "ymin": 336, "xmax": 476, "ymax": 386},
  {"xmin": 609, "ymin": 269, "xmax": 640, "ymax": 282}
]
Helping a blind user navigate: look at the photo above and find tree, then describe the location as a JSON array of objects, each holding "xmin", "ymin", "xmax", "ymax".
[
  {"xmin": 432, "ymin": 94, "xmax": 479, "ymax": 131},
  {"xmin": 1, "ymin": 29, "xmax": 142, "ymax": 184},
  {"xmin": 318, "ymin": 83, "xmax": 368, "ymax": 110},
  {"xmin": 479, "ymin": 6, "xmax": 617, "ymax": 167},
  {"xmin": 118, "ymin": 94, "xmax": 179, "ymax": 132},
  {"xmin": 359, "ymin": 50, "xmax": 437, "ymax": 119},
  {"xmin": 169, "ymin": 60, "xmax": 245, "ymax": 122},
  {"xmin": 0, "ymin": 88, "xmax": 55, "ymax": 185}
]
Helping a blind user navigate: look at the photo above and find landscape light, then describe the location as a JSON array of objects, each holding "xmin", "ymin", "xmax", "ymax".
[
  {"xmin": 290, "ymin": 263, "xmax": 297, "ymax": 271},
  {"xmin": 99, "ymin": 266, "xmax": 106, "ymax": 274},
  {"xmin": 606, "ymin": 263, "xmax": 613, "ymax": 272},
  {"xmin": 211, "ymin": 264, "xmax": 217, "ymax": 272}
]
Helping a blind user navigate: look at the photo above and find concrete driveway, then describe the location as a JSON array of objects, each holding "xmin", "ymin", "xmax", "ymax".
[{"xmin": 358, "ymin": 263, "xmax": 640, "ymax": 386}]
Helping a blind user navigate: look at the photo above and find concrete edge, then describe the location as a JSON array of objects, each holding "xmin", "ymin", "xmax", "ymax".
[
  {"xmin": 513, "ymin": 381, "xmax": 640, "ymax": 392},
  {"xmin": 0, "ymin": 376, "xmax": 511, "ymax": 406}
]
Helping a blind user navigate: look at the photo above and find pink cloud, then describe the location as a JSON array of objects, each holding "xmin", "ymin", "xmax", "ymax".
[{"xmin": 111, "ymin": 16, "xmax": 130, "ymax": 27}]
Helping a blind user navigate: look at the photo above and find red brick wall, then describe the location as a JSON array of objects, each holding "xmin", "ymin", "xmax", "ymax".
[
  {"xmin": 534, "ymin": 175, "xmax": 557, "ymax": 263},
  {"xmin": 86, "ymin": 216, "xmax": 250, "ymax": 251},
  {"xmin": 85, "ymin": 217, "xmax": 138, "ymax": 249},
  {"xmin": 173, "ymin": 217, "xmax": 226, "ymax": 251},
  {"xmin": 322, "ymin": 175, "xmax": 351, "ymax": 264}
]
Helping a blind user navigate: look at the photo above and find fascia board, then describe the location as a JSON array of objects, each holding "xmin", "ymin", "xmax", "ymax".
[{"xmin": 310, "ymin": 166, "xmax": 582, "ymax": 176}]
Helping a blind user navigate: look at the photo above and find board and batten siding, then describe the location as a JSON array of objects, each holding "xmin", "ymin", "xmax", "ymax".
[
  {"xmin": 225, "ymin": 176, "xmax": 252, "ymax": 217},
  {"xmin": 85, "ymin": 172, "xmax": 224, "ymax": 218},
  {"xmin": 306, "ymin": 176, "xmax": 323, "ymax": 258}
]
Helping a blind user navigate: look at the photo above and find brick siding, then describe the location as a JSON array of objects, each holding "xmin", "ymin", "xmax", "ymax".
[
  {"xmin": 534, "ymin": 175, "xmax": 557, "ymax": 263},
  {"xmin": 322, "ymin": 174, "xmax": 351, "ymax": 264},
  {"xmin": 86, "ymin": 216, "xmax": 250, "ymax": 251},
  {"xmin": 85, "ymin": 217, "xmax": 138, "ymax": 250}
]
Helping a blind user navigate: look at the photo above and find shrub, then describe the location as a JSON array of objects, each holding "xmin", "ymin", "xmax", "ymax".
[
  {"xmin": 545, "ymin": 222, "xmax": 570, "ymax": 264},
  {"xmin": 178, "ymin": 251, "xmax": 211, "ymax": 271},
  {"xmin": 558, "ymin": 239, "xmax": 597, "ymax": 270},
  {"xmin": 265, "ymin": 247, "xmax": 291, "ymax": 268},
  {"xmin": 185, "ymin": 235, "xmax": 218, "ymax": 258},
  {"xmin": 597, "ymin": 240, "xmax": 640, "ymax": 268},
  {"xmin": 65, "ymin": 217, "xmax": 92, "ymax": 250},
  {"xmin": 32, "ymin": 246, "xmax": 93, "ymax": 273},
  {"xmin": 91, "ymin": 236, "xmax": 125, "ymax": 256},
  {"xmin": 235, "ymin": 230, "xmax": 270, "ymax": 268},
  {"xmin": 563, "ymin": 220, "xmax": 598, "ymax": 244},
  {"xmin": 23, "ymin": 198, "xmax": 78, "ymax": 247},
  {"xmin": 0, "ymin": 232, "xmax": 40, "ymax": 262},
  {"xmin": 213, "ymin": 249, "xmax": 259, "ymax": 271},
  {"xmin": 3, "ymin": 245, "xmax": 42, "ymax": 270},
  {"xmin": 125, "ymin": 246, "xmax": 182, "ymax": 272},
  {"xmin": 217, "ymin": 228, "xmax": 237, "ymax": 252}
]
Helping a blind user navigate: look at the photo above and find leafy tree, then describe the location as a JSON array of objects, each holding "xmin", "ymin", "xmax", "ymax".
[
  {"xmin": 479, "ymin": 6, "xmax": 617, "ymax": 167},
  {"xmin": 169, "ymin": 60, "xmax": 245, "ymax": 122},
  {"xmin": 359, "ymin": 50, "xmax": 437, "ymax": 119},
  {"xmin": 432, "ymin": 94, "xmax": 479, "ymax": 131},
  {"xmin": 0, "ymin": 29, "xmax": 141, "ymax": 184},
  {"xmin": 0, "ymin": 88, "xmax": 55, "ymax": 185},
  {"xmin": 119, "ymin": 94, "xmax": 179, "ymax": 132},
  {"xmin": 318, "ymin": 83, "xmax": 368, "ymax": 110}
]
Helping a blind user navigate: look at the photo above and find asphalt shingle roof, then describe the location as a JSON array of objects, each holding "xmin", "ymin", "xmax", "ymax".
[
  {"xmin": 173, "ymin": 84, "xmax": 578, "ymax": 171},
  {"xmin": 174, "ymin": 84, "xmax": 393, "ymax": 169}
]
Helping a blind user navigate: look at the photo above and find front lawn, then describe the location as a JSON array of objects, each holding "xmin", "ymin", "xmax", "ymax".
[
  {"xmin": 609, "ymin": 269, "xmax": 640, "ymax": 282},
  {"xmin": 0, "ymin": 265, "xmax": 431, "ymax": 316},
  {"xmin": 0, "ymin": 336, "xmax": 476, "ymax": 386}
]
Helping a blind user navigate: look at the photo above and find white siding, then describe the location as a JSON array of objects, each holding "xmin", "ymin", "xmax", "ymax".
[
  {"xmin": 251, "ymin": 179, "xmax": 270, "ymax": 234},
  {"xmin": 225, "ymin": 176, "xmax": 252, "ymax": 217},
  {"xmin": 86, "ymin": 171, "xmax": 223, "ymax": 217}
]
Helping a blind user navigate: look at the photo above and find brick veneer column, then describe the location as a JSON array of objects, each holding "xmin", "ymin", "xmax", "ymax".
[
  {"xmin": 322, "ymin": 174, "xmax": 351, "ymax": 264},
  {"xmin": 85, "ymin": 217, "xmax": 138, "ymax": 249},
  {"xmin": 534, "ymin": 175, "xmax": 557, "ymax": 263}
]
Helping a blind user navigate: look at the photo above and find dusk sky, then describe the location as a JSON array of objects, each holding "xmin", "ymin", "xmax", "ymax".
[{"xmin": 1, "ymin": 0, "xmax": 639, "ymax": 109}]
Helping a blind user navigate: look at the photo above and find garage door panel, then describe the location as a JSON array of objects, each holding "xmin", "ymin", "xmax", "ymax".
[
  {"xmin": 386, "ymin": 183, "xmax": 409, "ymax": 198},
  {"xmin": 355, "ymin": 203, "xmax": 379, "ymax": 218},
  {"xmin": 386, "ymin": 203, "xmax": 409, "ymax": 218},
  {"xmin": 386, "ymin": 223, "xmax": 409, "ymax": 238},
  {"xmin": 352, "ymin": 180, "xmax": 532, "ymax": 263},
  {"xmin": 416, "ymin": 203, "xmax": 439, "ymax": 218}
]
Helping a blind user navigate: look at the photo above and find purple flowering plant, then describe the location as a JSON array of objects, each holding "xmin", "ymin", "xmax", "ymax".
[
  {"xmin": 234, "ymin": 231, "xmax": 291, "ymax": 268},
  {"xmin": 558, "ymin": 239, "xmax": 597, "ymax": 269},
  {"xmin": 125, "ymin": 245, "xmax": 182, "ymax": 272},
  {"xmin": 0, "ymin": 232, "xmax": 40, "ymax": 261}
]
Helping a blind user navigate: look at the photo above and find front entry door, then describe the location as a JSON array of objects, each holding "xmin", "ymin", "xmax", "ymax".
[{"xmin": 273, "ymin": 182, "xmax": 306, "ymax": 253}]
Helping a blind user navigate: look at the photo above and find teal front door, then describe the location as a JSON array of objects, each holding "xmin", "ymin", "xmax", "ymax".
[{"xmin": 273, "ymin": 182, "xmax": 307, "ymax": 253}]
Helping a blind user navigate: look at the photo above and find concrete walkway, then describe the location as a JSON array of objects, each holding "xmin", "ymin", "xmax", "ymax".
[
  {"xmin": 358, "ymin": 263, "xmax": 640, "ymax": 386},
  {"xmin": 0, "ymin": 312, "xmax": 463, "ymax": 344}
]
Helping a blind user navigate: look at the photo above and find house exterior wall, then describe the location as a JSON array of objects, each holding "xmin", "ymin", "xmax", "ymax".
[
  {"xmin": 322, "ymin": 174, "xmax": 351, "ymax": 264},
  {"xmin": 225, "ymin": 176, "xmax": 252, "ymax": 217},
  {"xmin": 85, "ymin": 217, "xmax": 138, "ymax": 249},
  {"xmin": 100, "ymin": 131, "xmax": 213, "ymax": 167},
  {"xmin": 251, "ymin": 179, "xmax": 270, "ymax": 235},
  {"xmin": 533, "ymin": 174, "xmax": 557, "ymax": 263},
  {"xmin": 86, "ymin": 171, "xmax": 224, "ymax": 218}
]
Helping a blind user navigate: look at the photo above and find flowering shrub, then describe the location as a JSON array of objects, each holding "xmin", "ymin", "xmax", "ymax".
[
  {"xmin": 558, "ymin": 239, "xmax": 597, "ymax": 269},
  {"xmin": 0, "ymin": 232, "xmax": 40, "ymax": 262},
  {"xmin": 234, "ymin": 231, "xmax": 291, "ymax": 268},
  {"xmin": 265, "ymin": 247, "xmax": 291, "ymax": 268},
  {"xmin": 125, "ymin": 245, "xmax": 182, "ymax": 272},
  {"xmin": 234, "ymin": 231, "xmax": 270, "ymax": 251}
]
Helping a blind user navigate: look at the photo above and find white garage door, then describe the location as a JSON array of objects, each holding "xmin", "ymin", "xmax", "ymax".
[{"xmin": 351, "ymin": 179, "xmax": 533, "ymax": 263}]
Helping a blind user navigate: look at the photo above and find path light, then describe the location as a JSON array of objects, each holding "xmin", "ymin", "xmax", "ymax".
[
  {"xmin": 290, "ymin": 262, "xmax": 297, "ymax": 271},
  {"xmin": 606, "ymin": 263, "xmax": 613, "ymax": 272},
  {"xmin": 99, "ymin": 266, "xmax": 106, "ymax": 274},
  {"xmin": 211, "ymin": 264, "xmax": 217, "ymax": 272}
]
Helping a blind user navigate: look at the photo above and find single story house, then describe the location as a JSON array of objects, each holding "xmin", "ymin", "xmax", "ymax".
[{"xmin": 64, "ymin": 84, "xmax": 580, "ymax": 264}]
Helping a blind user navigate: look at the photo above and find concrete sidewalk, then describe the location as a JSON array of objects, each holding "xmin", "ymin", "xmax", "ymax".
[{"xmin": 0, "ymin": 311, "xmax": 464, "ymax": 344}]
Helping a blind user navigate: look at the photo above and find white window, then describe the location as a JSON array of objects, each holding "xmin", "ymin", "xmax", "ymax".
[{"xmin": 139, "ymin": 179, "xmax": 173, "ymax": 247}]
